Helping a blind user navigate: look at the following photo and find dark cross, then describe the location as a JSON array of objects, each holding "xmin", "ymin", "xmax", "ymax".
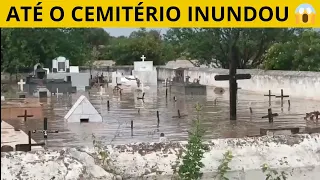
[
  {"xmin": 275, "ymin": 89, "xmax": 289, "ymax": 107},
  {"xmin": 214, "ymin": 58, "xmax": 251, "ymax": 120},
  {"xmin": 262, "ymin": 108, "xmax": 279, "ymax": 123},
  {"xmin": 264, "ymin": 90, "xmax": 276, "ymax": 106},
  {"xmin": 15, "ymin": 131, "xmax": 45, "ymax": 152},
  {"xmin": 17, "ymin": 110, "xmax": 33, "ymax": 121},
  {"xmin": 137, "ymin": 92, "xmax": 145, "ymax": 100},
  {"xmin": 32, "ymin": 117, "xmax": 58, "ymax": 139}
]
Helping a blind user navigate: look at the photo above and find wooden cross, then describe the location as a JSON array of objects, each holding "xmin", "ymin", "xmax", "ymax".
[
  {"xmin": 214, "ymin": 56, "xmax": 251, "ymax": 120},
  {"xmin": 17, "ymin": 79, "xmax": 25, "ymax": 92},
  {"xmin": 264, "ymin": 90, "xmax": 276, "ymax": 106},
  {"xmin": 32, "ymin": 117, "xmax": 58, "ymax": 139},
  {"xmin": 275, "ymin": 89, "xmax": 289, "ymax": 107},
  {"xmin": 140, "ymin": 55, "xmax": 146, "ymax": 62},
  {"xmin": 17, "ymin": 110, "xmax": 33, "ymax": 121},
  {"xmin": 262, "ymin": 108, "xmax": 279, "ymax": 123},
  {"xmin": 15, "ymin": 131, "xmax": 45, "ymax": 152}
]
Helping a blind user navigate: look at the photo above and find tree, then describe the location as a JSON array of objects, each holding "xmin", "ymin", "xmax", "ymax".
[
  {"xmin": 1, "ymin": 28, "xmax": 112, "ymax": 74},
  {"xmin": 264, "ymin": 30, "xmax": 320, "ymax": 71},
  {"xmin": 109, "ymin": 28, "xmax": 176, "ymax": 65},
  {"xmin": 164, "ymin": 28, "xmax": 300, "ymax": 69}
]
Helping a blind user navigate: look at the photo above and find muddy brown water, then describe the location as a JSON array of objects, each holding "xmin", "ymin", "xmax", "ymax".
[{"xmin": 5, "ymin": 85, "xmax": 320, "ymax": 149}]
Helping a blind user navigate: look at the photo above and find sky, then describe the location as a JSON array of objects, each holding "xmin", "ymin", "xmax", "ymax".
[{"xmin": 104, "ymin": 28, "xmax": 168, "ymax": 37}]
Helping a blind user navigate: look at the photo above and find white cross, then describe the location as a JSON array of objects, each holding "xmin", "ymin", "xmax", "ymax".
[
  {"xmin": 17, "ymin": 79, "xmax": 25, "ymax": 92},
  {"xmin": 99, "ymin": 86, "xmax": 105, "ymax": 96},
  {"xmin": 56, "ymin": 88, "xmax": 59, "ymax": 98},
  {"xmin": 140, "ymin": 55, "xmax": 146, "ymax": 62}
]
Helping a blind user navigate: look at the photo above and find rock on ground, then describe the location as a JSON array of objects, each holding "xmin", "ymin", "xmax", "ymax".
[
  {"xmin": 1, "ymin": 134, "xmax": 320, "ymax": 180},
  {"xmin": 1, "ymin": 148, "xmax": 115, "ymax": 180}
]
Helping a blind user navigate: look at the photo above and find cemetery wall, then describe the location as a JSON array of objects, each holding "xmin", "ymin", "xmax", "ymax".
[
  {"xmin": 79, "ymin": 66, "xmax": 134, "ymax": 76},
  {"xmin": 1, "ymin": 134, "xmax": 319, "ymax": 180},
  {"xmin": 157, "ymin": 67, "xmax": 320, "ymax": 100}
]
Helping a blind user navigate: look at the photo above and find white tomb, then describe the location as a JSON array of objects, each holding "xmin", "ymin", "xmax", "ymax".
[
  {"xmin": 64, "ymin": 95, "xmax": 102, "ymax": 123},
  {"xmin": 132, "ymin": 55, "xmax": 157, "ymax": 86},
  {"xmin": 48, "ymin": 56, "xmax": 90, "ymax": 91},
  {"xmin": 111, "ymin": 71, "xmax": 123, "ymax": 87},
  {"xmin": 52, "ymin": 56, "xmax": 70, "ymax": 73},
  {"xmin": 1, "ymin": 96, "xmax": 5, "ymax": 101}
]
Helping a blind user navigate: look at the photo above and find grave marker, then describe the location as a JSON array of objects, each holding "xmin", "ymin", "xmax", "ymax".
[
  {"xmin": 262, "ymin": 108, "xmax": 279, "ymax": 123},
  {"xmin": 131, "ymin": 120, "xmax": 133, "ymax": 136},
  {"xmin": 32, "ymin": 117, "xmax": 58, "ymax": 139},
  {"xmin": 15, "ymin": 131, "xmax": 45, "ymax": 152},
  {"xmin": 140, "ymin": 55, "xmax": 146, "ymax": 62},
  {"xmin": 137, "ymin": 92, "xmax": 145, "ymax": 100},
  {"xmin": 17, "ymin": 110, "xmax": 33, "ymax": 121},
  {"xmin": 264, "ymin": 90, "xmax": 275, "ymax": 106},
  {"xmin": 214, "ymin": 56, "xmax": 251, "ymax": 120},
  {"xmin": 275, "ymin": 89, "xmax": 289, "ymax": 107},
  {"xmin": 17, "ymin": 79, "xmax": 25, "ymax": 92},
  {"xmin": 157, "ymin": 111, "xmax": 160, "ymax": 127}
]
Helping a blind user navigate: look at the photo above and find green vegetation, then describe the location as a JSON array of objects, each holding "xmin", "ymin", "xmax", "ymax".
[
  {"xmin": 92, "ymin": 134, "xmax": 109, "ymax": 166},
  {"xmin": 2, "ymin": 28, "xmax": 319, "ymax": 75},
  {"xmin": 178, "ymin": 103, "xmax": 206, "ymax": 180},
  {"xmin": 216, "ymin": 151, "xmax": 234, "ymax": 180},
  {"xmin": 261, "ymin": 163, "xmax": 288, "ymax": 180}
]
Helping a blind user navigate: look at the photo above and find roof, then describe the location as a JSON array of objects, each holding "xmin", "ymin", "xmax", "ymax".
[{"xmin": 64, "ymin": 95, "xmax": 97, "ymax": 120}]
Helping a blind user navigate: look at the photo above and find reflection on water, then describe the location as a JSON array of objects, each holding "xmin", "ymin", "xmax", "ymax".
[{"xmin": 6, "ymin": 84, "xmax": 320, "ymax": 149}]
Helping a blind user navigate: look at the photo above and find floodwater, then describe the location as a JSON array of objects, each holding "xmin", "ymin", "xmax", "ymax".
[{"xmin": 6, "ymin": 84, "xmax": 320, "ymax": 149}]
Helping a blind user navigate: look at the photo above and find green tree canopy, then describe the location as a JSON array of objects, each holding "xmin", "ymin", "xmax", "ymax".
[
  {"xmin": 264, "ymin": 30, "xmax": 320, "ymax": 71},
  {"xmin": 164, "ymin": 28, "xmax": 302, "ymax": 69}
]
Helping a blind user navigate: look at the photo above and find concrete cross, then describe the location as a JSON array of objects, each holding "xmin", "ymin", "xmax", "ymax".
[
  {"xmin": 17, "ymin": 79, "xmax": 25, "ymax": 92},
  {"xmin": 99, "ymin": 86, "xmax": 105, "ymax": 96},
  {"xmin": 56, "ymin": 88, "xmax": 59, "ymax": 98},
  {"xmin": 140, "ymin": 55, "xmax": 146, "ymax": 62}
]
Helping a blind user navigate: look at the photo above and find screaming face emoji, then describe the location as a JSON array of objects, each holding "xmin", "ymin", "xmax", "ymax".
[{"xmin": 295, "ymin": 4, "xmax": 316, "ymax": 24}]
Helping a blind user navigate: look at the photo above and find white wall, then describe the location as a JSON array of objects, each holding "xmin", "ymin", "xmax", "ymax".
[
  {"xmin": 157, "ymin": 67, "xmax": 320, "ymax": 100},
  {"xmin": 134, "ymin": 61, "xmax": 154, "ymax": 71},
  {"xmin": 133, "ymin": 70, "xmax": 158, "ymax": 86}
]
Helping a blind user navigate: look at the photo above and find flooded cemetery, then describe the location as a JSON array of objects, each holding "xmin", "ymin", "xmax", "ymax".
[{"xmin": 1, "ymin": 55, "xmax": 320, "ymax": 150}]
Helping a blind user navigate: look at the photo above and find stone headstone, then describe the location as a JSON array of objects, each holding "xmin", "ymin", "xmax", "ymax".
[{"xmin": 1, "ymin": 95, "xmax": 5, "ymax": 101}]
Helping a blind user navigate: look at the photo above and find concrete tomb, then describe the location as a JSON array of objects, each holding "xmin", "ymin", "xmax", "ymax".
[
  {"xmin": 171, "ymin": 68, "xmax": 207, "ymax": 95},
  {"xmin": 132, "ymin": 55, "xmax": 157, "ymax": 86},
  {"xmin": 64, "ymin": 95, "xmax": 102, "ymax": 123},
  {"xmin": 111, "ymin": 71, "xmax": 122, "ymax": 87},
  {"xmin": 47, "ymin": 56, "xmax": 90, "ymax": 91},
  {"xmin": 24, "ymin": 63, "xmax": 73, "ymax": 97}
]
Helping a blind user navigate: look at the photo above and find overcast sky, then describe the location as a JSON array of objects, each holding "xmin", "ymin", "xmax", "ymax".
[{"xmin": 104, "ymin": 28, "xmax": 167, "ymax": 37}]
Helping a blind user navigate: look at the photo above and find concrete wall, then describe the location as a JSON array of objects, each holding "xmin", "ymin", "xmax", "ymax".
[
  {"xmin": 79, "ymin": 66, "xmax": 134, "ymax": 77},
  {"xmin": 158, "ymin": 67, "xmax": 320, "ymax": 100},
  {"xmin": 47, "ymin": 73, "xmax": 90, "ymax": 91},
  {"xmin": 1, "ymin": 134, "xmax": 319, "ymax": 179}
]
